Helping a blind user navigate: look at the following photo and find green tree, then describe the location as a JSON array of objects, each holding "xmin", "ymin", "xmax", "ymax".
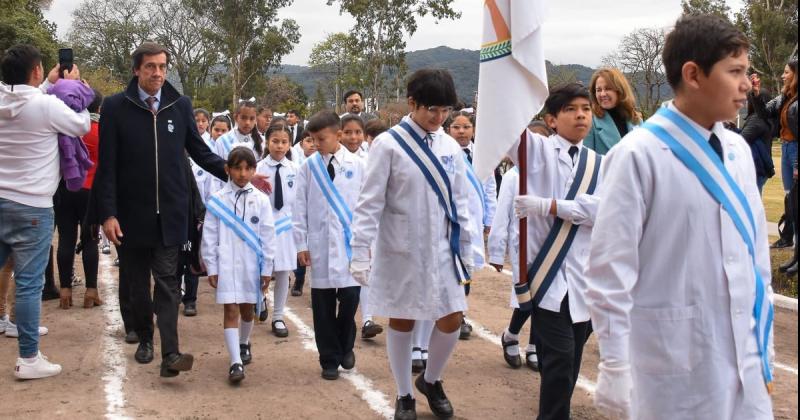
[
  {"xmin": 308, "ymin": 32, "xmax": 364, "ymax": 114},
  {"xmin": 0, "ymin": 0, "xmax": 58, "ymax": 70},
  {"xmin": 331, "ymin": 0, "xmax": 460, "ymax": 110},
  {"xmin": 190, "ymin": 0, "xmax": 300, "ymax": 110},
  {"xmin": 735, "ymin": 0, "xmax": 798, "ymax": 93},
  {"xmin": 67, "ymin": 0, "xmax": 151, "ymax": 83},
  {"xmin": 681, "ymin": 0, "xmax": 731, "ymax": 19},
  {"xmin": 308, "ymin": 81, "xmax": 330, "ymax": 115},
  {"xmin": 261, "ymin": 75, "xmax": 308, "ymax": 115}
]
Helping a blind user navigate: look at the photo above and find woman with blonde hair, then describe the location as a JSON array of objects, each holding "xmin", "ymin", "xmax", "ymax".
[{"xmin": 584, "ymin": 67, "xmax": 642, "ymax": 154}]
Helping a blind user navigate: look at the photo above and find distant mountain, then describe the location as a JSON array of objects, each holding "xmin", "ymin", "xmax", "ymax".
[{"xmin": 274, "ymin": 46, "xmax": 672, "ymax": 107}]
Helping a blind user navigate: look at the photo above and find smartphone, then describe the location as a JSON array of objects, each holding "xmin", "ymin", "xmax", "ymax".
[{"xmin": 58, "ymin": 48, "xmax": 73, "ymax": 77}]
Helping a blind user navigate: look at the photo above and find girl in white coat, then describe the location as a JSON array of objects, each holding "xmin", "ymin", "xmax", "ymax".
[
  {"xmin": 256, "ymin": 125, "xmax": 298, "ymax": 338},
  {"xmin": 210, "ymin": 101, "xmax": 265, "ymax": 194},
  {"xmin": 350, "ymin": 70, "xmax": 475, "ymax": 419},
  {"xmin": 201, "ymin": 147, "xmax": 275, "ymax": 384}
]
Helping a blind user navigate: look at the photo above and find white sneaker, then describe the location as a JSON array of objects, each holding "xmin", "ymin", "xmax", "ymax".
[
  {"xmin": 0, "ymin": 315, "xmax": 9, "ymax": 333},
  {"xmin": 14, "ymin": 352, "xmax": 62, "ymax": 379},
  {"xmin": 4, "ymin": 321, "xmax": 49, "ymax": 338}
]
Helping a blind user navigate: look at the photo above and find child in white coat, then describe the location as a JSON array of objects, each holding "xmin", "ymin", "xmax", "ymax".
[
  {"xmin": 202, "ymin": 147, "xmax": 275, "ymax": 384},
  {"xmin": 256, "ymin": 125, "xmax": 299, "ymax": 338},
  {"xmin": 293, "ymin": 110, "xmax": 366, "ymax": 380}
]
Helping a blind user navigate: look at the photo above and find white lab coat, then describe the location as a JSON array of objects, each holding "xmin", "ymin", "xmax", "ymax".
[
  {"xmin": 462, "ymin": 143, "xmax": 497, "ymax": 269},
  {"xmin": 209, "ymin": 129, "xmax": 263, "ymax": 195},
  {"xmin": 351, "ymin": 116, "xmax": 475, "ymax": 320},
  {"xmin": 257, "ymin": 155, "xmax": 299, "ymax": 272},
  {"xmin": 293, "ymin": 147, "xmax": 365, "ymax": 289},
  {"xmin": 189, "ymin": 136, "xmax": 216, "ymax": 204},
  {"xmin": 509, "ymin": 132, "xmax": 600, "ymax": 322},
  {"xmin": 585, "ymin": 103, "xmax": 773, "ymax": 419},
  {"xmin": 290, "ymin": 143, "xmax": 307, "ymax": 166},
  {"xmin": 487, "ymin": 168, "xmax": 520, "ymax": 308},
  {"xmin": 201, "ymin": 182, "xmax": 276, "ymax": 304}
]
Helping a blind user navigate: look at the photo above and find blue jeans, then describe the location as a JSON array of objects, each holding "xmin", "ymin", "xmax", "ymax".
[
  {"xmin": 781, "ymin": 141, "xmax": 798, "ymax": 192},
  {"xmin": 0, "ymin": 197, "xmax": 54, "ymax": 357}
]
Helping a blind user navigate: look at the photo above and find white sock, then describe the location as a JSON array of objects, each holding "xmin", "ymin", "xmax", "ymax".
[
  {"xmin": 413, "ymin": 319, "xmax": 435, "ymax": 348},
  {"xmin": 272, "ymin": 271, "xmax": 290, "ymax": 320},
  {"xmin": 224, "ymin": 328, "xmax": 242, "ymax": 365},
  {"xmin": 423, "ymin": 326, "xmax": 459, "ymax": 383},
  {"xmin": 239, "ymin": 320, "xmax": 254, "ymax": 345},
  {"xmin": 503, "ymin": 328, "xmax": 520, "ymax": 356},
  {"xmin": 387, "ymin": 327, "xmax": 414, "ymax": 398},
  {"xmin": 412, "ymin": 348, "xmax": 422, "ymax": 361},
  {"xmin": 526, "ymin": 343, "xmax": 537, "ymax": 354},
  {"xmin": 360, "ymin": 286, "xmax": 371, "ymax": 325}
]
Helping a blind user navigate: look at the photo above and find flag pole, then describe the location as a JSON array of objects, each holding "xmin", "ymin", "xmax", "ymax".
[{"xmin": 517, "ymin": 130, "xmax": 527, "ymax": 286}]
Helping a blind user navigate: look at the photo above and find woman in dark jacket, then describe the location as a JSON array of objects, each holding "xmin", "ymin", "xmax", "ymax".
[{"xmin": 741, "ymin": 73, "xmax": 775, "ymax": 194}]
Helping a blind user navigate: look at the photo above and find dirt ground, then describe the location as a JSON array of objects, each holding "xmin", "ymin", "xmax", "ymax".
[{"xmin": 0, "ymin": 250, "xmax": 797, "ymax": 419}]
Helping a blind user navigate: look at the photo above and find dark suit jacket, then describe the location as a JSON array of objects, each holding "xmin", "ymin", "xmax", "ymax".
[
  {"xmin": 289, "ymin": 122, "xmax": 305, "ymax": 145},
  {"xmin": 92, "ymin": 78, "xmax": 226, "ymax": 247}
]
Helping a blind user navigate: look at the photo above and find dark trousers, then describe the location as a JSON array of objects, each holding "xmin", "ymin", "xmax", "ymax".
[
  {"xmin": 293, "ymin": 264, "xmax": 306, "ymax": 291},
  {"xmin": 54, "ymin": 185, "xmax": 98, "ymax": 289},
  {"xmin": 531, "ymin": 295, "xmax": 591, "ymax": 420},
  {"xmin": 118, "ymin": 243, "xmax": 181, "ymax": 358},
  {"xmin": 311, "ymin": 286, "xmax": 360, "ymax": 369},
  {"xmin": 176, "ymin": 251, "xmax": 198, "ymax": 305}
]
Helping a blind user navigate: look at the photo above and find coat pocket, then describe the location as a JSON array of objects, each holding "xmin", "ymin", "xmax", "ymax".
[
  {"xmin": 630, "ymin": 304, "xmax": 706, "ymax": 375},
  {"xmin": 378, "ymin": 211, "xmax": 410, "ymax": 254}
]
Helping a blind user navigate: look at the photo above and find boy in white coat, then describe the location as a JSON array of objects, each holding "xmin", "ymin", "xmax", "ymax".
[
  {"xmin": 293, "ymin": 110, "xmax": 366, "ymax": 381},
  {"xmin": 511, "ymin": 83, "xmax": 602, "ymax": 420},
  {"xmin": 350, "ymin": 69, "xmax": 475, "ymax": 420},
  {"xmin": 586, "ymin": 15, "xmax": 774, "ymax": 420}
]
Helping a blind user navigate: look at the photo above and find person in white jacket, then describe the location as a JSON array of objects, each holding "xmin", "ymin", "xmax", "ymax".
[
  {"xmin": 586, "ymin": 15, "xmax": 774, "ymax": 420},
  {"xmin": 349, "ymin": 69, "xmax": 475, "ymax": 420},
  {"xmin": 256, "ymin": 125, "xmax": 299, "ymax": 338},
  {"xmin": 447, "ymin": 110, "xmax": 497, "ymax": 340},
  {"xmin": 511, "ymin": 84, "xmax": 602, "ymax": 420},
  {"xmin": 293, "ymin": 110, "xmax": 366, "ymax": 381},
  {"xmin": 0, "ymin": 44, "xmax": 90, "ymax": 379},
  {"xmin": 201, "ymin": 147, "xmax": 275, "ymax": 384}
]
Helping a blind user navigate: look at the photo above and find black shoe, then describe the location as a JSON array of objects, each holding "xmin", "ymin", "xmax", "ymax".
[
  {"xmin": 361, "ymin": 320, "xmax": 384, "ymax": 340},
  {"xmin": 321, "ymin": 367, "xmax": 339, "ymax": 380},
  {"xmin": 258, "ymin": 298, "xmax": 268, "ymax": 322},
  {"xmin": 395, "ymin": 394, "xmax": 417, "ymax": 420},
  {"xmin": 183, "ymin": 303, "xmax": 197, "ymax": 317},
  {"xmin": 525, "ymin": 350, "xmax": 540, "ymax": 372},
  {"xmin": 134, "ymin": 341, "xmax": 154, "ymax": 364},
  {"xmin": 228, "ymin": 363, "xmax": 245, "ymax": 383},
  {"xmin": 160, "ymin": 352, "xmax": 194, "ymax": 377},
  {"xmin": 501, "ymin": 332, "xmax": 522, "ymax": 369},
  {"xmin": 341, "ymin": 351, "xmax": 355, "ymax": 370},
  {"xmin": 41, "ymin": 289, "xmax": 60, "ymax": 301},
  {"xmin": 459, "ymin": 319, "xmax": 472, "ymax": 340},
  {"xmin": 771, "ymin": 237, "xmax": 794, "ymax": 249},
  {"xmin": 240, "ymin": 343, "xmax": 252, "ymax": 365},
  {"xmin": 787, "ymin": 261, "xmax": 798, "ymax": 276},
  {"xmin": 291, "ymin": 288, "xmax": 302, "ymax": 297},
  {"xmin": 272, "ymin": 320, "xmax": 289, "ymax": 337},
  {"xmin": 779, "ymin": 259, "xmax": 798, "ymax": 273},
  {"xmin": 412, "ymin": 347, "xmax": 425, "ymax": 374},
  {"xmin": 124, "ymin": 330, "xmax": 140, "ymax": 344},
  {"xmin": 415, "ymin": 372, "xmax": 454, "ymax": 418}
]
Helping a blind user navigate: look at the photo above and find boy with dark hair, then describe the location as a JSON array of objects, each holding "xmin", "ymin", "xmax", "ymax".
[
  {"xmin": 510, "ymin": 82, "xmax": 602, "ymax": 420},
  {"xmin": 293, "ymin": 110, "xmax": 365, "ymax": 380},
  {"xmin": 586, "ymin": 14, "xmax": 773, "ymax": 419},
  {"xmin": 350, "ymin": 68, "xmax": 475, "ymax": 419}
]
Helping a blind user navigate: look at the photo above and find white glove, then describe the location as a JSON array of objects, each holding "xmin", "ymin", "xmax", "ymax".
[
  {"xmin": 349, "ymin": 259, "xmax": 371, "ymax": 286},
  {"xmin": 594, "ymin": 360, "xmax": 633, "ymax": 420},
  {"xmin": 514, "ymin": 195, "xmax": 551, "ymax": 219}
]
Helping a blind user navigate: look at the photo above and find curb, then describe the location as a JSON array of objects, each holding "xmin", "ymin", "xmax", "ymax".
[{"xmin": 775, "ymin": 294, "xmax": 798, "ymax": 312}]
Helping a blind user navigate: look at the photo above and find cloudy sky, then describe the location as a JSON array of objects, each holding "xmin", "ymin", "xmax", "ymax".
[{"xmin": 43, "ymin": 0, "xmax": 745, "ymax": 68}]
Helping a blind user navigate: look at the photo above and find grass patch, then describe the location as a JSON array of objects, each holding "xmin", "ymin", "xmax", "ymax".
[
  {"xmin": 770, "ymin": 246, "xmax": 797, "ymax": 298},
  {"xmin": 761, "ymin": 141, "xmax": 786, "ymax": 223}
]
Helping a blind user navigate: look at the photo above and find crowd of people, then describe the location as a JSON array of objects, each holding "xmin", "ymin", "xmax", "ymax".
[{"xmin": 0, "ymin": 12, "xmax": 796, "ymax": 420}]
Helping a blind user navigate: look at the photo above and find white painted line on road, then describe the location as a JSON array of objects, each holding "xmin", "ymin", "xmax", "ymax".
[
  {"xmin": 271, "ymin": 292, "xmax": 394, "ymax": 419},
  {"xmin": 99, "ymin": 258, "xmax": 131, "ymax": 420},
  {"xmin": 494, "ymin": 268, "xmax": 799, "ymax": 378},
  {"xmin": 467, "ymin": 317, "xmax": 597, "ymax": 395}
]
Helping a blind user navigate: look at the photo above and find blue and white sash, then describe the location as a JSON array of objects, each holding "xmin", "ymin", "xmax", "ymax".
[
  {"xmin": 463, "ymin": 154, "xmax": 488, "ymax": 222},
  {"xmin": 308, "ymin": 152, "xmax": 353, "ymax": 261},
  {"xmin": 206, "ymin": 195, "xmax": 266, "ymax": 314},
  {"xmin": 516, "ymin": 147, "xmax": 602, "ymax": 310},
  {"xmin": 388, "ymin": 122, "xmax": 470, "ymax": 284},
  {"xmin": 642, "ymin": 106, "xmax": 773, "ymax": 389},
  {"xmin": 204, "ymin": 136, "xmax": 215, "ymax": 152},
  {"xmin": 275, "ymin": 214, "xmax": 292, "ymax": 236}
]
